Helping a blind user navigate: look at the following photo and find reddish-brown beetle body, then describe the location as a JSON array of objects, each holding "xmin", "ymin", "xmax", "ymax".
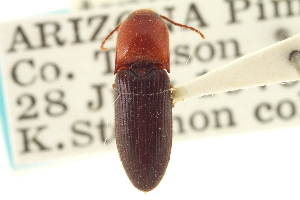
[
  {"xmin": 101, "ymin": 9, "xmax": 204, "ymax": 192},
  {"xmin": 115, "ymin": 9, "xmax": 170, "ymax": 73},
  {"xmin": 114, "ymin": 10, "xmax": 172, "ymax": 192}
]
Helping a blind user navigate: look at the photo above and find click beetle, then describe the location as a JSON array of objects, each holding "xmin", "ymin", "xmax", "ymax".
[{"xmin": 101, "ymin": 9, "xmax": 204, "ymax": 192}]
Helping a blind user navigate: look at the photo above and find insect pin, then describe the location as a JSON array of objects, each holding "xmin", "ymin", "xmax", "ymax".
[{"xmin": 101, "ymin": 9, "xmax": 204, "ymax": 192}]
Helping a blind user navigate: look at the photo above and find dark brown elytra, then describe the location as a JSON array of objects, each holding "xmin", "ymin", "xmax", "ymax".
[{"xmin": 100, "ymin": 9, "xmax": 204, "ymax": 192}]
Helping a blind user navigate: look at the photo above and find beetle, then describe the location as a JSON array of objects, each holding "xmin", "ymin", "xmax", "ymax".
[{"xmin": 100, "ymin": 9, "xmax": 204, "ymax": 192}]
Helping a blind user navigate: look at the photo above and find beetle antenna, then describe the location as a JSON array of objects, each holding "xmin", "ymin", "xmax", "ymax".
[
  {"xmin": 160, "ymin": 15, "xmax": 205, "ymax": 39},
  {"xmin": 100, "ymin": 24, "xmax": 121, "ymax": 51}
]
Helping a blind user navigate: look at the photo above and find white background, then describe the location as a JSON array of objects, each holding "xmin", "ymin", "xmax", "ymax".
[{"xmin": 1, "ymin": 0, "xmax": 300, "ymax": 199}]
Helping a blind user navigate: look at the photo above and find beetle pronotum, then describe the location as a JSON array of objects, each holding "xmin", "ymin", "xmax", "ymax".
[{"xmin": 101, "ymin": 9, "xmax": 204, "ymax": 192}]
